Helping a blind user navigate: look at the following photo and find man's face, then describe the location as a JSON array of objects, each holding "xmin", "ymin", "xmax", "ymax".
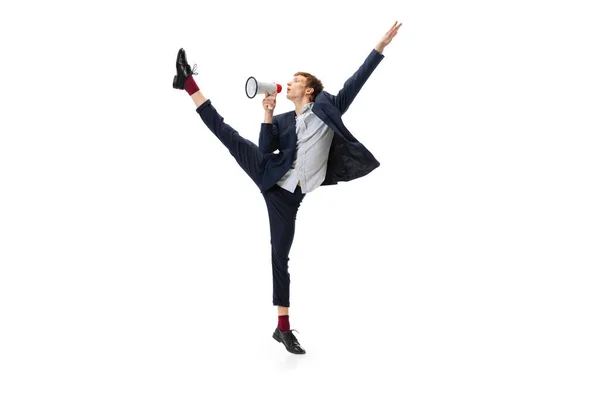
[{"xmin": 286, "ymin": 75, "xmax": 311, "ymax": 101}]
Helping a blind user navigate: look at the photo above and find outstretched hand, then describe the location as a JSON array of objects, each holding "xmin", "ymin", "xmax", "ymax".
[{"xmin": 375, "ymin": 21, "xmax": 402, "ymax": 54}]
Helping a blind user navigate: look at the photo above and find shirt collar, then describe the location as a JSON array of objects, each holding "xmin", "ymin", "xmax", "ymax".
[
  {"xmin": 296, "ymin": 102, "xmax": 313, "ymax": 120},
  {"xmin": 302, "ymin": 102, "xmax": 314, "ymax": 113}
]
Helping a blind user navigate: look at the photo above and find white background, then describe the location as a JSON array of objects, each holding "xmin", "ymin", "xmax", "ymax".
[{"xmin": 1, "ymin": 0, "xmax": 599, "ymax": 399}]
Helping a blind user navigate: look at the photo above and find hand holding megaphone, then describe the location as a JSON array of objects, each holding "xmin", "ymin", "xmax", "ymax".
[
  {"xmin": 262, "ymin": 91, "xmax": 277, "ymax": 112},
  {"xmin": 245, "ymin": 76, "xmax": 282, "ymax": 110}
]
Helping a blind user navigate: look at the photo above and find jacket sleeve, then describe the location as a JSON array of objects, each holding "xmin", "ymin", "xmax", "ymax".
[
  {"xmin": 258, "ymin": 118, "xmax": 279, "ymax": 153},
  {"xmin": 332, "ymin": 49, "xmax": 385, "ymax": 115}
]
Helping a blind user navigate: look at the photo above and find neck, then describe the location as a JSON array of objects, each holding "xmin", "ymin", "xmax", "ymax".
[{"xmin": 293, "ymin": 98, "xmax": 312, "ymax": 116}]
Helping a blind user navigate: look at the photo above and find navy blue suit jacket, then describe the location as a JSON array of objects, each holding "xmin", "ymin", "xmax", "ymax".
[{"xmin": 258, "ymin": 49, "xmax": 385, "ymax": 192}]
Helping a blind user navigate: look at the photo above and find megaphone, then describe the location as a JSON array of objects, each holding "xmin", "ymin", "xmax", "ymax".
[{"xmin": 245, "ymin": 76, "xmax": 282, "ymax": 99}]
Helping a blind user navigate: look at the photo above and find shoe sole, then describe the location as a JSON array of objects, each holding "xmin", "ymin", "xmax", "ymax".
[
  {"xmin": 173, "ymin": 74, "xmax": 185, "ymax": 90},
  {"xmin": 173, "ymin": 48, "xmax": 186, "ymax": 89}
]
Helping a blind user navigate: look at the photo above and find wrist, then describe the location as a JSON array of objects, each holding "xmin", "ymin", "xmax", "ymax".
[{"xmin": 375, "ymin": 43, "xmax": 385, "ymax": 54}]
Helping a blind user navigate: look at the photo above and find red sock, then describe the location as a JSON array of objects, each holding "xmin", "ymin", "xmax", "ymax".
[
  {"xmin": 185, "ymin": 76, "xmax": 199, "ymax": 96},
  {"xmin": 278, "ymin": 315, "xmax": 290, "ymax": 332}
]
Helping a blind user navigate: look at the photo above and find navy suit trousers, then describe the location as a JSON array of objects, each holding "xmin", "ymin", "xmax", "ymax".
[{"xmin": 197, "ymin": 101, "xmax": 305, "ymax": 307}]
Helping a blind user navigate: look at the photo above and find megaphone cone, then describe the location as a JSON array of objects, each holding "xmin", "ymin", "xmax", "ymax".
[{"xmin": 245, "ymin": 76, "xmax": 282, "ymax": 99}]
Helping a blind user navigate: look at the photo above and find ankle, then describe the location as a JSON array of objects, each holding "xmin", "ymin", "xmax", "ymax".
[
  {"xmin": 278, "ymin": 315, "xmax": 290, "ymax": 332},
  {"xmin": 185, "ymin": 75, "xmax": 200, "ymax": 96}
]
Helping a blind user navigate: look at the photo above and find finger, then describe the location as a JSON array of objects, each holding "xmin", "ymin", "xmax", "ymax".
[{"xmin": 388, "ymin": 25, "xmax": 399, "ymax": 38}]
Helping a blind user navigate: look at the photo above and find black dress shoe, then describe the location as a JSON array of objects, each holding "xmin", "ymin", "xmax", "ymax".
[
  {"xmin": 172, "ymin": 48, "xmax": 197, "ymax": 90},
  {"xmin": 273, "ymin": 327, "xmax": 306, "ymax": 354}
]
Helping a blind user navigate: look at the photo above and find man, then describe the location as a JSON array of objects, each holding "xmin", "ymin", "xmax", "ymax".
[{"xmin": 173, "ymin": 21, "xmax": 401, "ymax": 354}]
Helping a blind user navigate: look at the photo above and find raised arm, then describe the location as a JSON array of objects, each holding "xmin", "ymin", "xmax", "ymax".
[{"xmin": 333, "ymin": 21, "xmax": 402, "ymax": 115}]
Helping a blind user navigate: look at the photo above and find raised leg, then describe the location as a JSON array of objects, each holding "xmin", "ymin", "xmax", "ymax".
[
  {"xmin": 173, "ymin": 48, "xmax": 267, "ymax": 186},
  {"xmin": 197, "ymin": 101, "xmax": 266, "ymax": 186}
]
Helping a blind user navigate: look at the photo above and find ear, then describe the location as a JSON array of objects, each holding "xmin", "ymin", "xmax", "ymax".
[{"xmin": 306, "ymin": 87, "xmax": 314, "ymax": 95}]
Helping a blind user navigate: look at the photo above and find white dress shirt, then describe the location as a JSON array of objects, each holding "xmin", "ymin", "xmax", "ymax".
[{"xmin": 276, "ymin": 102, "xmax": 334, "ymax": 194}]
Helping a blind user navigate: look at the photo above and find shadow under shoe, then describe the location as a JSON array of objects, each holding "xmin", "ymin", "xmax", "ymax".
[
  {"xmin": 173, "ymin": 48, "xmax": 197, "ymax": 89},
  {"xmin": 273, "ymin": 327, "xmax": 306, "ymax": 355}
]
